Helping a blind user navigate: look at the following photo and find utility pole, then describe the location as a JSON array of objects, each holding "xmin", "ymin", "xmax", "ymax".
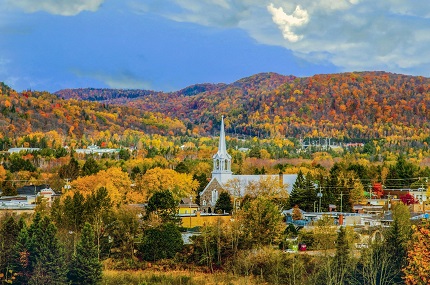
[
  {"xmin": 339, "ymin": 192, "xmax": 344, "ymax": 213},
  {"xmin": 189, "ymin": 196, "xmax": 192, "ymax": 229},
  {"xmin": 317, "ymin": 185, "xmax": 323, "ymax": 212}
]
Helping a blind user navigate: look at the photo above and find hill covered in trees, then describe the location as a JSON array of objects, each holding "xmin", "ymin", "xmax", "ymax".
[
  {"xmin": 2, "ymin": 71, "xmax": 430, "ymax": 142},
  {"xmin": 0, "ymin": 82, "xmax": 186, "ymax": 142},
  {"xmin": 56, "ymin": 71, "xmax": 430, "ymax": 139}
]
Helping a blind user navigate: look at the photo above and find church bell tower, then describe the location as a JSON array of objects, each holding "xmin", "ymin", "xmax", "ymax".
[{"xmin": 212, "ymin": 116, "xmax": 232, "ymax": 184}]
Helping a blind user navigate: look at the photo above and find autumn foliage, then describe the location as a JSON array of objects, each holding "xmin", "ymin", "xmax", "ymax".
[{"xmin": 403, "ymin": 224, "xmax": 430, "ymax": 285}]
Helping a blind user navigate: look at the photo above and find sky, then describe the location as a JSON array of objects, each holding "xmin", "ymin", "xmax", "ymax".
[{"xmin": 1, "ymin": 0, "xmax": 430, "ymax": 93}]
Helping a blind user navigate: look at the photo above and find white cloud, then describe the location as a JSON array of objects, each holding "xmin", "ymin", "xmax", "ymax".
[
  {"xmin": 134, "ymin": 0, "xmax": 430, "ymax": 75},
  {"xmin": 9, "ymin": 0, "xmax": 104, "ymax": 16},
  {"xmin": 267, "ymin": 4, "xmax": 309, "ymax": 42}
]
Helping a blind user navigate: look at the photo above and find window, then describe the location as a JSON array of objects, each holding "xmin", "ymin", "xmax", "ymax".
[{"xmin": 212, "ymin": 189, "xmax": 218, "ymax": 204}]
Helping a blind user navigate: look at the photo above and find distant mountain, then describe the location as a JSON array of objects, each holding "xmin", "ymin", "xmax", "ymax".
[
  {"xmin": 67, "ymin": 71, "xmax": 428, "ymax": 139},
  {"xmin": 2, "ymin": 71, "xmax": 430, "ymax": 140},
  {"xmin": 55, "ymin": 88, "xmax": 162, "ymax": 102}
]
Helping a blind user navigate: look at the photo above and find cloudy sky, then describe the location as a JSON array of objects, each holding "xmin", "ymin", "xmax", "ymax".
[{"xmin": 1, "ymin": 0, "xmax": 429, "ymax": 92}]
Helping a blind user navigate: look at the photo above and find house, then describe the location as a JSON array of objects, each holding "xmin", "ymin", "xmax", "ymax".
[
  {"xmin": 199, "ymin": 117, "xmax": 297, "ymax": 213},
  {"xmin": 178, "ymin": 197, "xmax": 199, "ymax": 215},
  {"xmin": 75, "ymin": 144, "xmax": 120, "ymax": 155},
  {"xmin": 8, "ymin": 147, "xmax": 40, "ymax": 154}
]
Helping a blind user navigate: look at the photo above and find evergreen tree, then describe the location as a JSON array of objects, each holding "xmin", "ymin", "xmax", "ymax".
[
  {"xmin": 81, "ymin": 156, "xmax": 100, "ymax": 176},
  {"xmin": 288, "ymin": 170, "xmax": 305, "ymax": 208},
  {"xmin": 68, "ymin": 223, "xmax": 102, "ymax": 285},
  {"xmin": 64, "ymin": 192, "xmax": 87, "ymax": 233},
  {"xmin": 302, "ymin": 172, "xmax": 317, "ymax": 211},
  {"xmin": 175, "ymin": 162, "xmax": 189, "ymax": 173},
  {"xmin": 0, "ymin": 215, "xmax": 21, "ymax": 278},
  {"xmin": 214, "ymin": 191, "xmax": 233, "ymax": 214},
  {"xmin": 14, "ymin": 213, "xmax": 67, "ymax": 285},
  {"xmin": 385, "ymin": 155, "xmax": 417, "ymax": 189},
  {"xmin": 118, "ymin": 148, "xmax": 131, "ymax": 161},
  {"xmin": 146, "ymin": 190, "xmax": 178, "ymax": 223},
  {"xmin": 288, "ymin": 171, "xmax": 317, "ymax": 211},
  {"xmin": 140, "ymin": 223, "xmax": 183, "ymax": 261}
]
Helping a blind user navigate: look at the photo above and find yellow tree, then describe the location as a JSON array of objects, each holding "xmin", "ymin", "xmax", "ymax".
[
  {"xmin": 245, "ymin": 176, "xmax": 289, "ymax": 202},
  {"xmin": 140, "ymin": 167, "xmax": 199, "ymax": 201},
  {"xmin": 0, "ymin": 165, "xmax": 6, "ymax": 184},
  {"xmin": 403, "ymin": 223, "xmax": 430, "ymax": 285},
  {"xmin": 70, "ymin": 167, "xmax": 140, "ymax": 205}
]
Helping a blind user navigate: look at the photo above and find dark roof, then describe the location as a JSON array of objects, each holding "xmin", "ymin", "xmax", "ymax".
[{"xmin": 17, "ymin": 185, "xmax": 50, "ymax": 196}]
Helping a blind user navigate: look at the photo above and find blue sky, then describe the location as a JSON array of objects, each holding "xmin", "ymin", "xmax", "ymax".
[{"xmin": 1, "ymin": 0, "xmax": 429, "ymax": 93}]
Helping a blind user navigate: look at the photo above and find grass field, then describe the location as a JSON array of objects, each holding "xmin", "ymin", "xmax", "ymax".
[{"xmin": 102, "ymin": 270, "xmax": 263, "ymax": 285}]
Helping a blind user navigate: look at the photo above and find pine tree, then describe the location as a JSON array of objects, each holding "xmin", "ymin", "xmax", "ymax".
[
  {"xmin": 214, "ymin": 191, "xmax": 233, "ymax": 214},
  {"xmin": 13, "ymin": 213, "xmax": 67, "ymax": 285},
  {"xmin": 140, "ymin": 223, "xmax": 183, "ymax": 261},
  {"xmin": 0, "ymin": 215, "xmax": 21, "ymax": 279},
  {"xmin": 81, "ymin": 156, "xmax": 100, "ymax": 176},
  {"xmin": 288, "ymin": 170, "xmax": 305, "ymax": 208},
  {"xmin": 68, "ymin": 223, "xmax": 102, "ymax": 285}
]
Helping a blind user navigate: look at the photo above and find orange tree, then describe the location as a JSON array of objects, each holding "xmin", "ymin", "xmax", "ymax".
[{"xmin": 403, "ymin": 223, "xmax": 430, "ymax": 285}]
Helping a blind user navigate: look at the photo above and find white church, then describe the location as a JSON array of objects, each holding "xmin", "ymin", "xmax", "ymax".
[{"xmin": 199, "ymin": 117, "xmax": 297, "ymax": 213}]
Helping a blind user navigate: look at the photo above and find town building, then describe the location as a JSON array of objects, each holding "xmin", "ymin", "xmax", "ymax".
[{"xmin": 199, "ymin": 117, "xmax": 297, "ymax": 213}]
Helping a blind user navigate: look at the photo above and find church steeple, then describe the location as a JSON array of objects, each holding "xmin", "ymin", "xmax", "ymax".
[{"xmin": 212, "ymin": 116, "xmax": 232, "ymax": 183}]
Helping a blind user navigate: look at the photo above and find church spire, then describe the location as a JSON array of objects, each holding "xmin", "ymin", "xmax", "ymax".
[
  {"xmin": 217, "ymin": 116, "xmax": 228, "ymax": 158},
  {"xmin": 212, "ymin": 116, "xmax": 232, "ymax": 183}
]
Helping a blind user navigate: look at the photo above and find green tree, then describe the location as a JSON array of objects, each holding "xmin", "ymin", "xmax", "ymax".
[
  {"xmin": 63, "ymin": 192, "xmax": 87, "ymax": 234},
  {"xmin": 175, "ymin": 162, "xmax": 189, "ymax": 173},
  {"xmin": 104, "ymin": 205, "xmax": 140, "ymax": 260},
  {"xmin": 81, "ymin": 156, "xmax": 100, "ymax": 176},
  {"xmin": 8, "ymin": 155, "xmax": 36, "ymax": 173},
  {"xmin": 14, "ymin": 213, "xmax": 67, "ymax": 285},
  {"xmin": 328, "ymin": 226, "xmax": 353, "ymax": 285},
  {"xmin": 0, "ymin": 215, "xmax": 21, "ymax": 279},
  {"xmin": 85, "ymin": 187, "xmax": 112, "ymax": 260},
  {"xmin": 238, "ymin": 196, "xmax": 285, "ymax": 249},
  {"xmin": 385, "ymin": 155, "xmax": 417, "ymax": 189},
  {"xmin": 118, "ymin": 148, "xmax": 131, "ymax": 161},
  {"xmin": 68, "ymin": 223, "xmax": 102, "ymax": 285},
  {"xmin": 288, "ymin": 171, "xmax": 316, "ymax": 211},
  {"xmin": 383, "ymin": 203, "xmax": 411, "ymax": 283},
  {"xmin": 140, "ymin": 223, "xmax": 183, "ymax": 261},
  {"xmin": 146, "ymin": 190, "xmax": 178, "ymax": 223},
  {"xmin": 214, "ymin": 191, "xmax": 233, "ymax": 214},
  {"xmin": 288, "ymin": 170, "xmax": 305, "ymax": 208}
]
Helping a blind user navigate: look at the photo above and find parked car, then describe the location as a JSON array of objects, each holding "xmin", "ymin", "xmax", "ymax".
[{"xmin": 298, "ymin": 243, "xmax": 307, "ymax": 251}]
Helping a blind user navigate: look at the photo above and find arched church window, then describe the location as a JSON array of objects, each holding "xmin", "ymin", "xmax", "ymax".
[{"xmin": 212, "ymin": 189, "xmax": 218, "ymax": 204}]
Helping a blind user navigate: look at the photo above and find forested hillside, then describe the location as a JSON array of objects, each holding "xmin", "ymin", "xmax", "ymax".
[
  {"xmin": 2, "ymin": 71, "xmax": 430, "ymax": 143},
  {"xmin": 57, "ymin": 72, "xmax": 430, "ymax": 139},
  {"xmin": 0, "ymin": 82, "xmax": 186, "ymax": 141}
]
